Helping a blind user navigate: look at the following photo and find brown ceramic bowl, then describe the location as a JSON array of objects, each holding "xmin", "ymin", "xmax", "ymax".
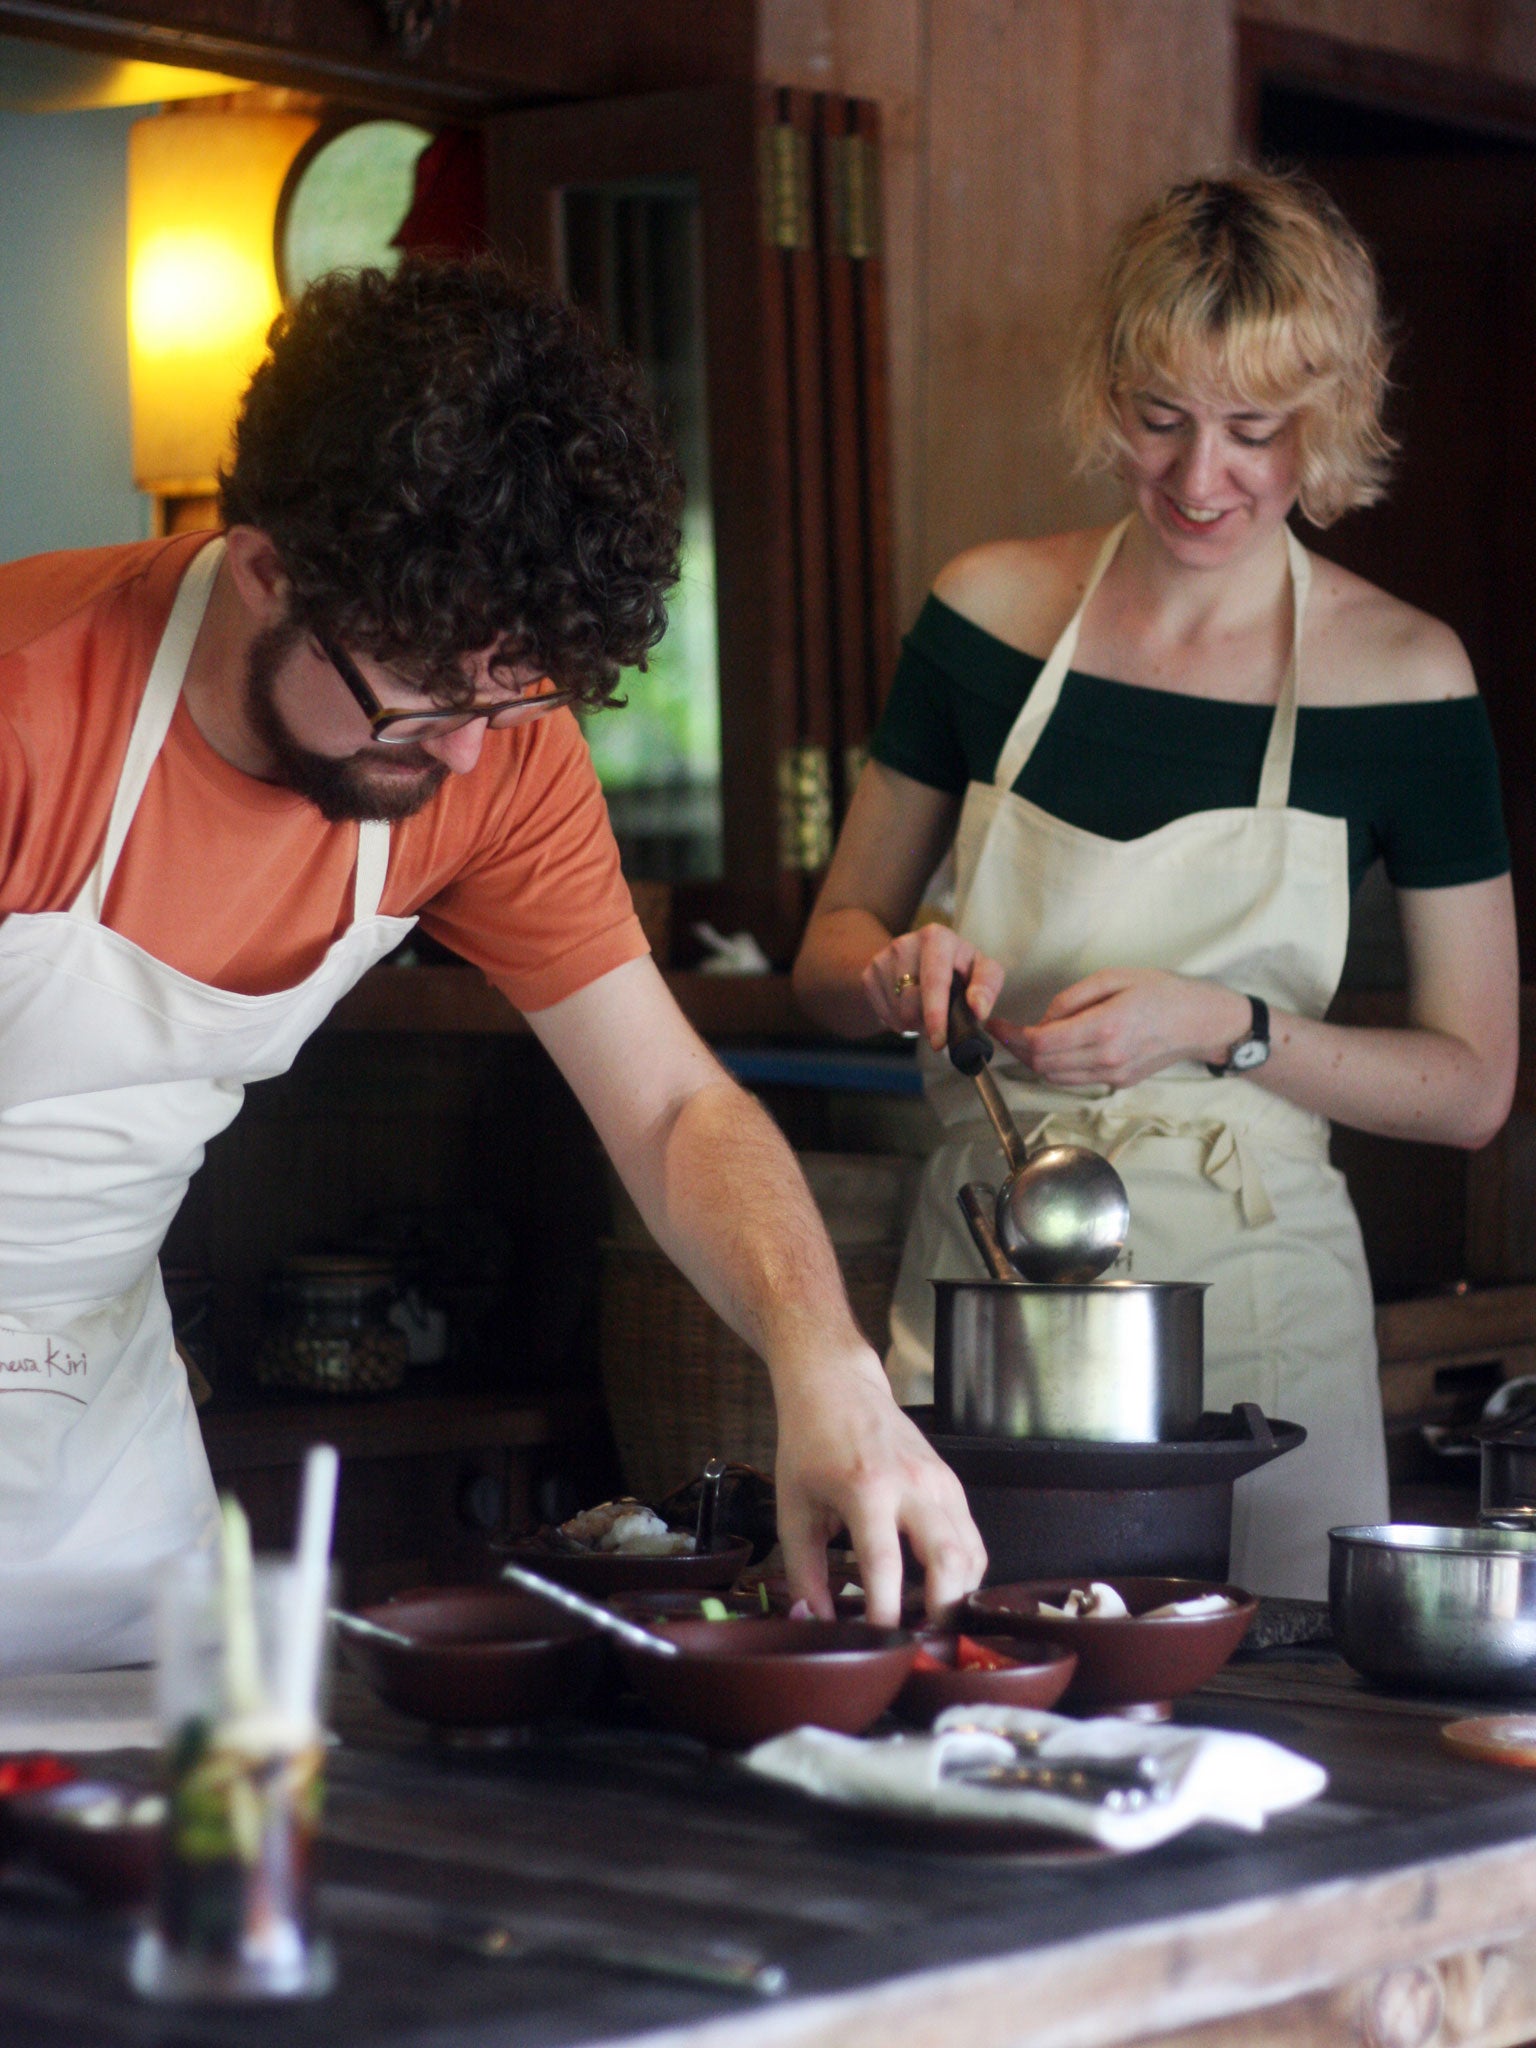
[
  {"xmin": 756, "ymin": 1571, "xmax": 931, "ymax": 1625},
  {"xmin": 616, "ymin": 1616, "xmax": 917, "ymax": 1748},
  {"xmin": 494, "ymin": 1532, "xmax": 754, "ymax": 1597},
  {"xmin": 894, "ymin": 1633, "xmax": 1078, "ymax": 1727},
  {"xmin": 607, "ymin": 1589, "xmax": 770, "ymax": 1625},
  {"xmin": 966, "ymin": 1578, "xmax": 1257, "ymax": 1711},
  {"xmin": 4, "ymin": 1780, "xmax": 163, "ymax": 1907},
  {"xmin": 336, "ymin": 1587, "xmax": 605, "ymax": 1728}
]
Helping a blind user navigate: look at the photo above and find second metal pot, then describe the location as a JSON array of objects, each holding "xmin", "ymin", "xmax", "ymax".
[
  {"xmin": 932, "ymin": 1278, "xmax": 1206, "ymax": 1443},
  {"xmin": 1480, "ymin": 1429, "xmax": 1536, "ymax": 1530},
  {"xmin": 1329, "ymin": 1523, "xmax": 1536, "ymax": 1694}
]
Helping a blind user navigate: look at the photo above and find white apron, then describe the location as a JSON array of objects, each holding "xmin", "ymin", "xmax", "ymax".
[
  {"xmin": 0, "ymin": 539, "xmax": 418, "ymax": 1672},
  {"xmin": 890, "ymin": 519, "xmax": 1389, "ymax": 1599}
]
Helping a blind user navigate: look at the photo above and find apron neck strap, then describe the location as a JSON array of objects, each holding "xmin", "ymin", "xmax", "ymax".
[
  {"xmin": 71, "ymin": 536, "xmax": 393, "ymax": 928},
  {"xmin": 994, "ymin": 517, "xmax": 1311, "ymax": 809},
  {"xmin": 353, "ymin": 821, "xmax": 389, "ymax": 922},
  {"xmin": 71, "ymin": 539, "xmax": 226, "ymax": 924},
  {"xmin": 994, "ymin": 518, "xmax": 1128, "ymax": 792},
  {"xmin": 1255, "ymin": 526, "xmax": 1310, "ymax": 811}
]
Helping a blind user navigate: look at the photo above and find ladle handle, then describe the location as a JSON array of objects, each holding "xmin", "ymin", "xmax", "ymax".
[
  {"xmin": 946, "ymin": 973, "xmax": 994, "ymax": 1076},
  {"xmin": 957, "ymin": 1184, "xmax": 1019, "ymax": 1283},
  {"xmin": 695, "ymin": 1457, "xmax": 726, "ymax": 1554},
  {"xmin": 948, "ymin": 977, "xmax": 1030, "ymax": 1174},
  {"xmin": 974, "ymin": 1065, "xmax": 1031, "ymax": 1176},
  {"xmin": 502, "ymin": 1564, "xmax": 680, "ymax": 1656}
]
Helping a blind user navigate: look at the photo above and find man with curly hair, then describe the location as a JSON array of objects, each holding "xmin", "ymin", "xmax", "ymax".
[{"xmin": 0, "ymin": 258, "xmax": 983, "ymax": 1671}]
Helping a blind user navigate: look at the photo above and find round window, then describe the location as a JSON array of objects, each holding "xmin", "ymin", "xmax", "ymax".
[{"xmin": 277, "ymin": 119, "xmax": 433, "ymax": 299}]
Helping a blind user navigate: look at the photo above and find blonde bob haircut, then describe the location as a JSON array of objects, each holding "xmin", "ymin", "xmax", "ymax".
[{"xmin": 1063, "ymin": 166, "xmax": 1395, "ymax": 528}]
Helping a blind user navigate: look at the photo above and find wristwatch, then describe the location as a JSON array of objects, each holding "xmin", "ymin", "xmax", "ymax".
[{"xmin": 1207, "ymin": 995, "xmax": 1271, "ymax": 1077}]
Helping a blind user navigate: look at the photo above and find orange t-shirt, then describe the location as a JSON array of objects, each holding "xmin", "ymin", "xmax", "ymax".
[{"xmin": 0, "ymin": 534, "xmax": 647, "ymax": 1009}]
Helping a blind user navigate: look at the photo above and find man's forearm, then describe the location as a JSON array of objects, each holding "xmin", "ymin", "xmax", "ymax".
[{"xmin": 613, "ymin": 1073, "xmax": 875, "ymax": 1385}]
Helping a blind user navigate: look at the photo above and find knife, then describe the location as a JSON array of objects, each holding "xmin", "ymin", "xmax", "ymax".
[
  {"xmin": 318, "ymin": 1881, "xmax": 789, "ymax": 1997},
  {"xmin": 945, "ymin": 1758, "xmax": 1175, "ymax": 1810}
]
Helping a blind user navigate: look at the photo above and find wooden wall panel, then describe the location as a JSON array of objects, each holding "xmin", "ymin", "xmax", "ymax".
[
  {"xmin": 760, "ymin": 0, "xmax": 1230, "ymax": 624},
  {"xmin": 758, "ymin": 0, "xmax": 927, "ymax": 620},
  {"xmin": 921, "ymin": 0, "xmax": 1233, "ymax": 584},
  {"xmin": 1240, "ymin": 0, "xmax": 1536, "ymax": 84},
  {"xmin": 0, "ymin": 0, "xmax": 756, "ymax": 112},
  {"xmin": 920, "ymin": 1, "xmax": 1085, "ymax": 573},
  {"xmin": 765, "ymin": 2, "xmax": 1236, "ymax": 622},
  {"xmin": 759, "ymin": 0, "xmax": 1536, "ymax": 644}
]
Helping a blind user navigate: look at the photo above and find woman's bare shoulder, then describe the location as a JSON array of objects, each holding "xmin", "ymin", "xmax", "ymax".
[
  {"xmin": 1304, "ymin": 549, "xmax": 1477, "ymax": 705},
  {"xmin": 931, "ymin": 529, "xmax": 1108, "ymax": 655}
]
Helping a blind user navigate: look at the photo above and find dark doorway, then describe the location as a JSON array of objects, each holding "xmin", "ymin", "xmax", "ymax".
[{"xmin": 1247, "ymin": 57, "xmax": 1536, "ymax": 977}]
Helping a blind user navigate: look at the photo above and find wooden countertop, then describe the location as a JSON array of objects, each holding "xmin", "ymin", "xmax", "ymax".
[{"xmin": 8, "ymin": 1650, "xmax": 1536, "ymax": 2046}]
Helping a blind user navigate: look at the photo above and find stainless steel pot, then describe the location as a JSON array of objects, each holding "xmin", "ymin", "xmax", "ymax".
[
  {"xmin": 1329, "ymin": 1523, "xmax": 1536, "ymax": 1695},
  {"xmin": 1479, "ymin": 1430, "xmax": 1536, "ymax": 1530},
  {"xmin": 932, "ymin": 1279, "xmax": 1206, "ymax": 1443}
]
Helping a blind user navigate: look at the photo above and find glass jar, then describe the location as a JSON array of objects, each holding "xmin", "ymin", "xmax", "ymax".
[
  {"xmin": 255, "ymin": 1257, "xmax": 407, "ymax": 1397},
  {"xmin": 163, "ymin": 1266, "xmax": 221, "ymax": 1392}
]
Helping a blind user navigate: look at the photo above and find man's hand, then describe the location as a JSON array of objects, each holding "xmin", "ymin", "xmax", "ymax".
[{"xmin": 772, "ymin": 1349, "xmax": 987, "ymax": 1627}]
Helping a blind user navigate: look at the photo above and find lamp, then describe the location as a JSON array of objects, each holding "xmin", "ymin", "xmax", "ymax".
[{"xmin": 128, "ymin": 105, "xmax": 318, "ymax": 508}]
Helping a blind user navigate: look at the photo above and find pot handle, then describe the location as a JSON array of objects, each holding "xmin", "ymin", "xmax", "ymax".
[
  {"xmin": 1233, "ymin": 1401, "xmax": 1274, "ymax": 1453},
  {"xmin": 957, "ymin": 1184, "xmax": 1018, "ymax": 1283}
]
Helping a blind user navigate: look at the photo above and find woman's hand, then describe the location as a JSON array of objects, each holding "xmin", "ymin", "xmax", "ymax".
[
  {"xmin": 861, "ymin": 926, "xmax": 1007, "ymax": 1053},
  {"xmin": 988, "ymin": 969, "xmax": 1251, "ymax": 1088},
  {"xmin": 792, "ymin": 763, "xmax": 965, "ymax": 1041}
]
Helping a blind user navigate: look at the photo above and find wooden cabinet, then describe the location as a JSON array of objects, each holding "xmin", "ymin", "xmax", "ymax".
[
  {"xmin": 488, "ymin": 84, "xmax": 896, "ymax": 961},
  {"xmin": 0, "ymin": 1, "xmax": 754, "ymax": 112},
  {"xmin": 173, "ymin": 969, "xmax": 828, "ymax": 1582},
  {"xmin": 202, "ymin": 1387, "xmax": 570, "ymax": 1603}
]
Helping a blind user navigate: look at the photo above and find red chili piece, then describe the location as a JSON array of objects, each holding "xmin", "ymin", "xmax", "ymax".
[
  {"xmin": 0, "ymin": 1755, "xmax": 75, "ymax": 1795},
  {"xmin": 953, "ymin": 1636, "xmax": 1018, "ymax": 1672}
]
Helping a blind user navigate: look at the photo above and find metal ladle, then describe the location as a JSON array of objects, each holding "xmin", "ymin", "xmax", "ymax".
[
  {"xmin": 947, "ymin": 973, "xmax": 1130, "ymax": 1283},
  {"xmin": 501, "ymin": 1563, "xmax": 680, "ymax": 1657},
  {"xmin": 694, "ymin": 1457, "xmax": 727, "ymax": 1555}
]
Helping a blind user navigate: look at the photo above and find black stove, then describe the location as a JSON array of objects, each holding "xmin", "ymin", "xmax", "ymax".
[{"xmin": 911, "ymin": 1400, "xmax": 1305, "ymax": 1583}]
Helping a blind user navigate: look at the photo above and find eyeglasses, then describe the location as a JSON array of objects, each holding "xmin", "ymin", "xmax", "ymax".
[{"xmin": 317, "ymin": 636, "xmax": 575, "ymax": 745}]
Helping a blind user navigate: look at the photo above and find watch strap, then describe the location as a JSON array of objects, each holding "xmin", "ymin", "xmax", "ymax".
[{"xmin": 1207, "ymin": 995, "xmax": 1269, "ymax": 1077}]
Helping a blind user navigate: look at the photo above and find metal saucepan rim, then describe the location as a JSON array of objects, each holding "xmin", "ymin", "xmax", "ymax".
[
  {"xmin": 929, "ymin": 1279, "xmax": 1210, "ymax": 1295},
  {"xmin": 1329, "ymin": 1521, "xmax": 1536, "ymax": 1556}
]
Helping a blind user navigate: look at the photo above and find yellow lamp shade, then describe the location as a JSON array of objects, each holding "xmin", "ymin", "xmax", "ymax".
[{"xmin": 128, "ymin": 108, "xmax": 318, "ymax": 495}]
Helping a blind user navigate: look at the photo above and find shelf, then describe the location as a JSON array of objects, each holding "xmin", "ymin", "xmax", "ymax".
[
  {"xmin": 200, "ymin": 1389, "xmax": 557, "ymax": 1470},
  {"xmin": 325, "ymin": 972, "xmax": 1536, "ymax": 1108},
  {"xmin": 718, "ymin": 1045, "xmax": 922, "ymax": 1094},
  {"xmin": 324, "ymin": 963, "xmax": 825, "ymax": 1042}
]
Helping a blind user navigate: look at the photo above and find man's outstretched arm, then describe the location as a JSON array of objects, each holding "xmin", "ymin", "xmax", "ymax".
[{"xmin": 525, "ymin": 953, "xmax": 986, "ymax": 1624}]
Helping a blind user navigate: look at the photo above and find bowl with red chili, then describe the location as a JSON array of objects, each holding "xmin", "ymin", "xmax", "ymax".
[{"xmin": 894, "ymin": 1632, "xmax": 1078, "ymax": 1726}]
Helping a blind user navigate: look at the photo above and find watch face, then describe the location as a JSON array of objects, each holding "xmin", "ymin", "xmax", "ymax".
[{"xmin": 1231, "ymin": 1037, "xmax": 1270, "ymax": 1070}]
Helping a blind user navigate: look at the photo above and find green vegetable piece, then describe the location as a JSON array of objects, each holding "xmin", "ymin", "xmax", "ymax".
[{"xmin": 698, "ymin": 1597, "xmax": 730, "ymax": 1621}]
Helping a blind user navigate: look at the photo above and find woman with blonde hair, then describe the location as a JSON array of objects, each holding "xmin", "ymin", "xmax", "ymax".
[{"xmin": 794, "ymin": 166, "xmax": 1518, "ymax": 1599}]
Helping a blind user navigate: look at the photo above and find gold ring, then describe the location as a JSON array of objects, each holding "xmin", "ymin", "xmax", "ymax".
[{"xmin": 893, "ymin": 971, "xmax": 918, "ymax": 996}]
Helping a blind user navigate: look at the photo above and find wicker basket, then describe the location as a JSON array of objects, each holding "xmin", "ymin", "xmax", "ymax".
[{"xmin": 599, "ymin": 1241, "xmax": 902, "ymax": 1503}]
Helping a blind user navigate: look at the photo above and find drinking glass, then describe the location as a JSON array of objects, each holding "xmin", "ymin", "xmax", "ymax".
[{"xmin": 130, "ymin": 1551, "xmax": 334, "ymax": 2001}]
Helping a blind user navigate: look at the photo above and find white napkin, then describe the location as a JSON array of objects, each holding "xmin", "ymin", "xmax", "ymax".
[
  {"xmin": 0, "ymin": 1666, "xmax": 157, "ymax": 1752},
  {"xmin": 744, "ymin": 1704, "xmax": 1326, "ymax": 1852}
]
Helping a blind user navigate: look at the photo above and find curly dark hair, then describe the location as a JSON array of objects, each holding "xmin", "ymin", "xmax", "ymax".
[{"xmin": 218, "ymin": 257, "xmax": 682, "ymax": 707}]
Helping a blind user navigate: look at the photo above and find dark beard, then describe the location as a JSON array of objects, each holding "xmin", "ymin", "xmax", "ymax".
[{"xmin": 244, "ymin": 622, "xmax": 450, "ymax": 824}]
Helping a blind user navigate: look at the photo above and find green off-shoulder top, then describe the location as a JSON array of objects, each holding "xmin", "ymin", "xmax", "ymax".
[{"xmin": 869, "ymin": 594, "xmax": 1510, "ymax": 896}]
